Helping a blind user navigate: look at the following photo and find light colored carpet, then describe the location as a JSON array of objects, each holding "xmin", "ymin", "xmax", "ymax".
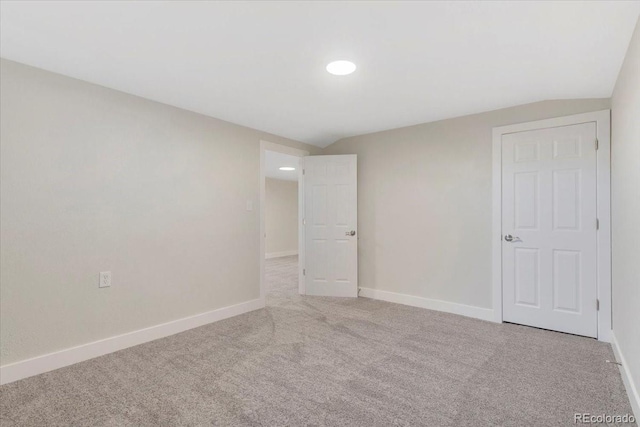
[{"xmin": 1, "ymin": 255, "xmax": 634, "ymax": 426}]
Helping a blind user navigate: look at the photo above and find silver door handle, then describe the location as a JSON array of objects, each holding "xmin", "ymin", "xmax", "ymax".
[
  {"xmin": 504, "ymin": 234, "xmax": 519, "ymax": 242},
  {"xmin": 345, "ymin": 230, "xmax": 356, "ymax": 236}
]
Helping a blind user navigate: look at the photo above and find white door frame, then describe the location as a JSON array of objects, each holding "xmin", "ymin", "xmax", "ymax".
[
  {"xmin": 260, "ymin": 140, "xmax": 309, "ymax": 302},
  {"xmin": 491, "ymin": 110, "xmax": 611, "ymax": 342}
]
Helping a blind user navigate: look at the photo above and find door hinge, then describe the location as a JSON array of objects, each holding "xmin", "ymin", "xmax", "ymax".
[
  {"xmin": 596, "ymin": 299, "xmax": 600, "ymax": 311},
  {"xmin": 595, "ymin": 139, "xmax": 599, "ymax": 150},
  {"xmin": 596, "ymin": 218, "xmax": 599, "ymax": 230},
  {"xmin": 303, "ymin": 169, "xmax": 305, "ymax": 175},
  {"xmin": 303, "ymin": 218, "xmax": 306, "ymax": 225},
  {"xmin": 303, "ymin": 268, "xmax": 306, "ymax": 276}
]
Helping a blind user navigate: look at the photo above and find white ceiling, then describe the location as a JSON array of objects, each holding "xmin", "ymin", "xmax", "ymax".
[
  {"xmin": 1, "ymin": 1, "xmax": 639, "ymax": 147},
  {"xmin": 265, "ymin": 151, "xmax": 300, "ymax": 182}
]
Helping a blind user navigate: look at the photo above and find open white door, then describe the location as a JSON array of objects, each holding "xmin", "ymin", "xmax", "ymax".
[{"xmin": 303, "ymin": 155, "xmax": 357, "ymax": 297}]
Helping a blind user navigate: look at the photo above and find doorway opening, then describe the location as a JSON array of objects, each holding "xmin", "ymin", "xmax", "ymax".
[
  {"xmin": 259, "ymin": 141, "xmax": 308, "ymax": 304},
  {"xmin": 265, "ymin": 150, "xmax": 301, "ymax": 302},
  {"xmin": 260, "ymin": 142, "xmax": 359, "ymax": 303}
]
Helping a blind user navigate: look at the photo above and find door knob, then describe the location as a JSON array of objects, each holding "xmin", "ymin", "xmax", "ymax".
[
  {"xmin": 345, "ymin": 230, "xmax": 356, "ymax": 236},
  {"xmin": 504, "ymin": 234, "xmax": 513, "ymax": 242}
]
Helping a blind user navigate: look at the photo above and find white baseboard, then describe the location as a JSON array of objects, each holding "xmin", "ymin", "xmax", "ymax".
[
  {"xmin": 0, "ymin": 298, "xmax": 265, "ymax": 386},
  {"xmin": 611, "ymin": 332, "xmax": 640, "ymax": 421},
  {"xmin": 265, "ymin": 250, "xmax": 298, "ymax": 259},
  {"xmin": 359, "ymin": 287, "xmax": 495, "ymax": 322}
]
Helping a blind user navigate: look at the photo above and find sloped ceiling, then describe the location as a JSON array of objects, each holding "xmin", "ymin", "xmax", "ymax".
[{"xmin": 1, "ymin": 1, "xmax": 638, "ymax": 147}]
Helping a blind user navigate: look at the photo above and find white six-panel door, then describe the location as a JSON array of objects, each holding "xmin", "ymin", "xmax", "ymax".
[
  {"xmin": 502, "ymin": 122, "xmax": 598, "ymax": 338},
  {"xmin": 303, "ymin": 155, "xmax": 358, "ymax": 297}
]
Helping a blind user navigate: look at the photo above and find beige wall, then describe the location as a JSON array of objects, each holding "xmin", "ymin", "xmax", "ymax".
[
  {"xmin": 0, "ymin": 59, "xmax": 319, "ymax": 365},
  {"xmin": 265, "ymin": 178, "xmax": 298, "ymax": 256},
  {"xmin": 0, "ymin": 54, "xmax": 628, "ymax": 375},
  {"xmin": 323, "ymin": 99, "xmax": 610, "ymax": 309},
  {"xmin": 611, "ymin": 17, "xmax": 640, "ymax": 400}
]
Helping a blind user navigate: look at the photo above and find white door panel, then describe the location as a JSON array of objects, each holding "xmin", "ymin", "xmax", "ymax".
[
  {"xmin": 304, "ymin": 155, "xmax": 357, "ymax": 297},
  {"xmin": 502, "ymin": 123, "xmax": 597, "ymax": 337}
]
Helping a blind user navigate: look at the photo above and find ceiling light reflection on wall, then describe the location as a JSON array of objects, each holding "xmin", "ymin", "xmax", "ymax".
[
  {"xmin": 326, "ymin": 60, "xmax": 356, "ymax": 76},
  {"xmin": 279, "ymin": 167, "xmax": 296, "ymax": 171}
]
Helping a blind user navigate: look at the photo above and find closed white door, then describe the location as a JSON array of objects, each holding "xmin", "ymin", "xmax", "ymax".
[
  {"xmin": 502, "ymin": 122, "xmax": 598, "ymax": 337},
  {"xmin": 303, "ymin": 155, "xmax": 357, "ymax": 297}
]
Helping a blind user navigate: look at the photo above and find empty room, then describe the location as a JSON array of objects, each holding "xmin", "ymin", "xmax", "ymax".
[{"xmin": 1, "ymin": 1, "xmax": 639, "ymax": 426}]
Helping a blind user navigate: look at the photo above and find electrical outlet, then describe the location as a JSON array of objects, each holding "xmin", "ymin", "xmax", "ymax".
[{"xmin": 99, "ymin": 271, "xmax": 111, "ymax": 288}]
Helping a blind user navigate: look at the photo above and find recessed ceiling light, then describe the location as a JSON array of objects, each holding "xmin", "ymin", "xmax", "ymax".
[
  {"xmin": 279, "ymin": 167, "xmax": 296, "ymax": 171},
  {"xmin": 326, "ymin": 60, "xmax": 356, "ymax": 76}
]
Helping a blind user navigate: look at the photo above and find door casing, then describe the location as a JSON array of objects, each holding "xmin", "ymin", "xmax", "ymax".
[{"xmin": 492, "ymin": 110, "xmax": 611, "ymax": 342}]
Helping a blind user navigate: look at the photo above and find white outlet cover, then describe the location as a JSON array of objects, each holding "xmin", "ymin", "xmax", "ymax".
[{"xmin": 99, "ymin": 271, "xmax": 111, "ymax": 288}]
